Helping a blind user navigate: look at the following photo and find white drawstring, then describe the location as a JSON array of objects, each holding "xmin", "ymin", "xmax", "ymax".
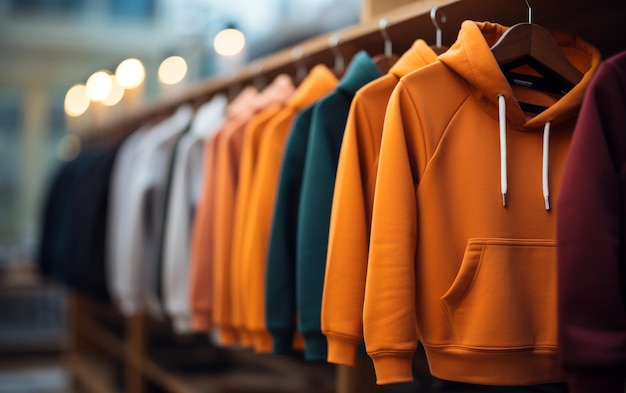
[
  {"xmin": 498, "ymin": 94, "xmax": 507, "ymax": 207},
  {"xmin": 542, "ymin": 122, "xmax": 551, "ymax": 211},
  {"xmin": 498, "ymin": 94, "xmax": 551, "ymax": 210}
]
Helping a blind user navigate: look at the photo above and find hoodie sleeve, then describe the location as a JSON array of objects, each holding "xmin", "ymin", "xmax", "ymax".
[
  {"xmin": 189, "ymin": 133, "xmax": 221, "ymax": 331},
  {"xmin": 557, "ymin": 53, "xmax": 626, "ymax": 393},
  {"xmin": 364, "ymin": 82, "xmax": 423, "ymax": 384},
  {"xmin": 322, "ymin": 94, "xmax": 379, "ymax": 366}
]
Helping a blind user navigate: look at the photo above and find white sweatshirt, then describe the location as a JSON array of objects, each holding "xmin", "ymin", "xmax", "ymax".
[
  {"xmin": 108, "ymin": 105, "xmax": 193, "ymax": 316},
  {"xmin": 162, "ymin": 95, "xmax": 227, "ymax": 333}
]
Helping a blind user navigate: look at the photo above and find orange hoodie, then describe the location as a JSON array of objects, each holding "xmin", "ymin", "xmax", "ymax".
[
  {"xmin": 237, "ymin": 65, "xmax": 337, "ymax": 353},
  {"xmin": 211, "ymin": 76, "xmax": 295, "ymax": 345},
  {"xmin": 228, "ymin": 104, "xmax": 285, "ymax": 347},
  {"xmin": 189, "ymin": 86, "xmax": 258, "ymax": 331},
  {"xmin": 322, "ymin": 39, "xmax": 437, "ymax": 367},
  {"xmin": 364, "ymin": 21, "xmax": 600, "ymax": 385}
]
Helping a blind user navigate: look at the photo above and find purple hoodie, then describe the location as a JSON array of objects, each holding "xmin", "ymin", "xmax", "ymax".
[{"xmin": 557, "ymin": 50, "xmax": 626, "ymax": 393}]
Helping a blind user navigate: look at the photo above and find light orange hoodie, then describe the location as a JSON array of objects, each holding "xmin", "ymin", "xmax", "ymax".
[
  {"xmin": 322, "ymin": 39, "xmax": 437, "ymax": 366},
  {"xmin": 364, "ymin": 21, "xmax": 600, "ymax": 385},
  {"xmin": 189, "ymin": 86, "xmax": 258, "ymax": 331},
  {"xmin": 237, "ymin": 65, "xmax": 337, "ymax": 353},
  {"xmin": 211, "ymin": 76, "xmax": 295, "ymax": 345}
]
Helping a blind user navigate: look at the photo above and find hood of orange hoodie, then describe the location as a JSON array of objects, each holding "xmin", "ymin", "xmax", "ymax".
[
  {"xmin": 438, "ymin": 21, "xmax": 601, "ymax": 130},
  {"xmin": 438, "ymin": 21, "xmax": 601, "ymax": 209}
]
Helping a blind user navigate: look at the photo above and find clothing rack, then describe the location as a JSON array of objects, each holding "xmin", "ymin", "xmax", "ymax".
[
  {"xmin": 86, "ymin": 0, "xmax": 625, "ymax": 143},
  {"xmin": 66, "ymin": 0, "xmax": 626, "ymax": 392}
]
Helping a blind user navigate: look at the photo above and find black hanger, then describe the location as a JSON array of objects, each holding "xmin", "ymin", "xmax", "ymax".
[{"xmin": 490, "ymin": 2, "xmax": 583, "ymax": 113}]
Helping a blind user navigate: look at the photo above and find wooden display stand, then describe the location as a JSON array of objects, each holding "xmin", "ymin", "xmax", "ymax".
[{"xmin": 65, "ymin": 293, "xmax": 339, "ymax": 393}]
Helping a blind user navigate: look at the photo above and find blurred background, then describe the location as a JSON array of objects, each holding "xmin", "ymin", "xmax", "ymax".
[
  {"xmin": 0, "ymin": 0, "xmax": 360, "ymax": 278},
  {"xmin": 0, "ymin": 0, "xmax": 360, "ymax": 391}
]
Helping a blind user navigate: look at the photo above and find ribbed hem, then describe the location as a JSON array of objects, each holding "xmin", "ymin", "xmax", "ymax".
[
  {"xmin": 426, "ymin": 346, "xmax": 565, "ymax": 385},
  {"xmin": 567, "ymin": 372, "xmax": 625, "ymax": 393},
  {"xmin": 271, "ymin": 331, "xmax": 295, "ymax": 355},
  {"xmin": 326, "ymin": 334, "xmax": 360, "ymax": 366},
  {"xmin": 252, "ymin": 330, "xmax": 273, "ymax": 353},
  {"xmin": 370, "ymin": 352, "xmax": 414, "ymax": 384},
  {"xmin": 191, "ymin": 313, "xmax": 212, "ymax": 331},
  {"xmin": 218, "ymin": 327, "xmax": 238, "ymax": 346},
  {"xmin": 304, "ymin": 334, "xmax": 327, "ymax": 361}
]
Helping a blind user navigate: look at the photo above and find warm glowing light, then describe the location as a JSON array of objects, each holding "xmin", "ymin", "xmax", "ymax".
[
  {"xmin": 86, "ymin": 70, "xmax": 113, "ymax": 102},
  {"xmin": 158, "ymin": 56, "xmax": 187, "ymax": 85},
  {"xmin": 116, "ymin": 58, "xmax": 145, "ymax": 89},
  {"xmin": 213, "ymin": 28, "xmax": 246, "ymax": 56},
  {"xmin": 64, "ymin": 84, "xmax": 90, "ymax": 117},
  {"xmin": 57, "ymin": 134, "xmax": 82, "ymax": 162},
  {"xmin": 102, "ymin": 76, "xmax": 125, "ymax": 106}
]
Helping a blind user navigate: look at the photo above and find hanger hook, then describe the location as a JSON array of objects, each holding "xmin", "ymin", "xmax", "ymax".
[
  {"xmin": 328, "ymin": 33, "xmax": 344, "ymax": 75},
  {"xmin": 378, "ymin": 17, "xmax": 392, "ymax": 57},
  {"xmin": 430, "ymin": 6, "xmax": 447, "ymax": 48},
  {"xmin": 250, "ymin": 60, "xmax": 265, "ymax": 91},
  {"xmin": 291, "ymin": 46, "xmax": 307, "ymax": 82},
  {"xmin": 524, "ymin": 0, "xmax": 532, "ymax": 24}
]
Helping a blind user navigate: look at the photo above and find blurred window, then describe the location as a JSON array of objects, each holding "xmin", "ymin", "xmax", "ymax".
[
  {"xmin": 0, "ymin": 92, "xmax": 21, "ymax": 247},
  {"xmin": 10, "ymin": 0, "xmax": 87, "ymax": 15},
  {"xmin": 108, "ymin": 0, "xmax": 155, "ymax": 20}
]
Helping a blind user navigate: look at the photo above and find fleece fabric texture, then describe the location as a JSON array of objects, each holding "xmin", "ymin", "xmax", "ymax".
[
  {"xmin": 363, "ymin": 21, "xmax": 600, "ymax": 385},
  {"xmin": 557, "ymin": 49, "xmax": 626, "ymax": 393}
]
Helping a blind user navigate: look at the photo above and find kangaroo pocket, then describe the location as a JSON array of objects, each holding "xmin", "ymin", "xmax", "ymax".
[{"xmin": 441, "ymin": 238, "xmax": 557, "ymax": 349}]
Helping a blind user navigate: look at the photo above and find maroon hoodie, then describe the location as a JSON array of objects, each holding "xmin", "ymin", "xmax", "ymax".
[{"xmin": 557, "ymin": 50, "xmax": 626, "ymax": 393}]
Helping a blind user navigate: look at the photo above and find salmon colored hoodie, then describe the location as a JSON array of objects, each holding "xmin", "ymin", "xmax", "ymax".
[
  {"xmin": 322, "ymin": 39, "xmax": 437, "ymax": 366},
  {"xmin": 364, "ymin": 21, "xmax": 600, "ymax": 385},
  {"xmin": 189, "ymin": 86, "xmax": 257, "ymax": 331},
  {"xmin": 211, "ymin": 76, "xmax": 295, "ymax": 345}
]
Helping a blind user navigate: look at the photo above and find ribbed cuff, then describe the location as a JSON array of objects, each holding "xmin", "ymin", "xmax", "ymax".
[
  {"xmin": 370, "ymin": 352, "xmax": 414, "ymax": 385},
  {"xmin": 326, "ymin": 334, "xmax": 360, "ymax": 366},
  {"xmin": 271, "ymin": 331, "xmax": 295, "ymax": 355},
  {"xmin": 567, "ymin": 372, "xmax": 625, "ymax": 393},
  {"xmin": 191, "ymin": 313, "xmax": 212, "ymax": 331},
  {"xmin": 304, "ymin": 333, "xmax": 327, "ymax": 361}
]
